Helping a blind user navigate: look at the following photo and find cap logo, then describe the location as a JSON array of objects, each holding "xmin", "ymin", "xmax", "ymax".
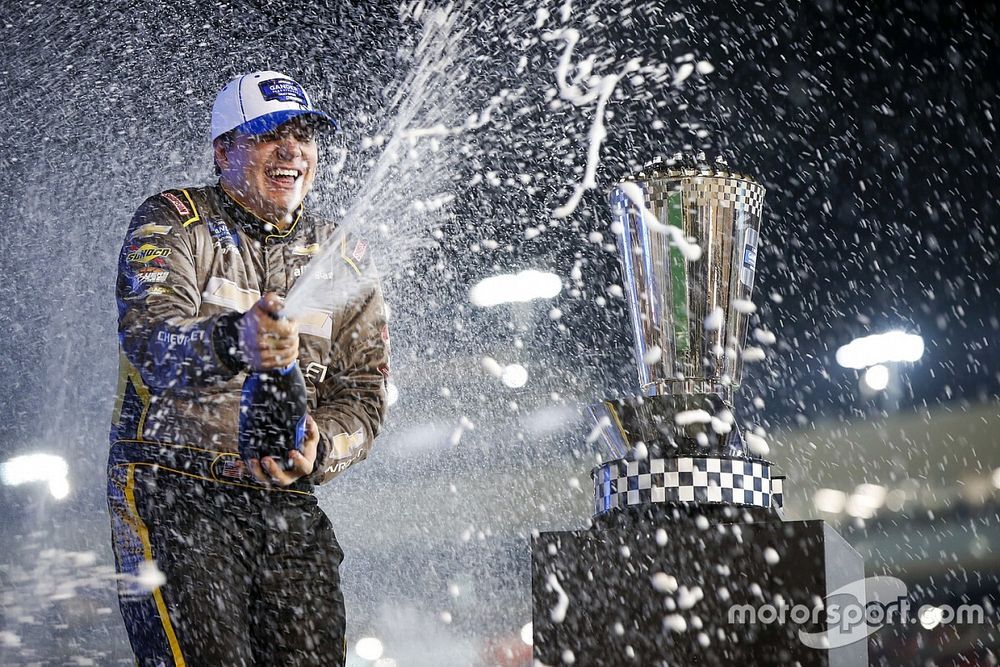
[{"xmin": 258, "ymin": 78, "xmax": 308, "ymax": 108}]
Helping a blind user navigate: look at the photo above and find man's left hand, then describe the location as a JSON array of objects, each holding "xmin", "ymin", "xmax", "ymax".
[{"xmin": 248, "ymin": 414, "xmax": 320, "ymax": 486}]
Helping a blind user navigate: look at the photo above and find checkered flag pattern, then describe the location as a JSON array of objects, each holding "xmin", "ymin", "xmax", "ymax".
[
  {"xmin": 643, "ymin": 174, "xmax": 766, "ymax": 219},
  {"xmin": 593, "ymin": 456, "xmax": 781, "ymax": 516},
  {"xmin": 771, "ymin": 476, "xmax": 784, "ymax": 510}
]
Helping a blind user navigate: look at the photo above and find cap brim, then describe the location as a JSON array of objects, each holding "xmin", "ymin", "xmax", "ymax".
[{"xmin": 234, "ymin": 109, "xmax": 339, "ymax": 137}]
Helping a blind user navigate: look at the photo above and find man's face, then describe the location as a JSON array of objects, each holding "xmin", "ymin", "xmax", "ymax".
[{"xmin": 216, "ymin": 117, "xmax": 320, "ymax": 223}]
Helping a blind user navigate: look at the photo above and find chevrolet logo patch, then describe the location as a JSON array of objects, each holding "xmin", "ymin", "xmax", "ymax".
[
  {"xmin": 292, "ymin": 243, "xmax": 320, "ymax": 256},
  {"xmin": 130, "ymin": 223, "xmax": 172, "ymax": 239}
]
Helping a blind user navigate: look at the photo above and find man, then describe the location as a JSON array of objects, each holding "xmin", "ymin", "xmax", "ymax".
[{"xmin": 107, "ymin": 71, "xmax": 389, "ymax": 666}]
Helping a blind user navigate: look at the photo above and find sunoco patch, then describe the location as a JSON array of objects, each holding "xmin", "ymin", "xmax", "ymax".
[{"xmin": 127, "ymin": 244, "xmax": 171, "ymax": 264}]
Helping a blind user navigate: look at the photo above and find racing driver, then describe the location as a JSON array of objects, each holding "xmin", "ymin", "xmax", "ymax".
[{"xmin": 107, "ymin": 71, "xmax": 389, "ymax": 666}]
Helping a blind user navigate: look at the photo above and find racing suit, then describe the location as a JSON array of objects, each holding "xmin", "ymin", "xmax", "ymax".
[{"xmin": 107, "ymin": 183, "xmax": 389, "ymax": 666}]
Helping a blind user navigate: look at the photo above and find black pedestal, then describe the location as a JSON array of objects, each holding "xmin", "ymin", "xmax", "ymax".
[{"xmin": 532, "ymin": 507, "xmax": 867, "ymax": 666}]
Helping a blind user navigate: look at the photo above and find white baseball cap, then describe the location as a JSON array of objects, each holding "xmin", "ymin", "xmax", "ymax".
[{"xmin": 210, "ymin": 71, "xmax": 336, "ymax": 141}]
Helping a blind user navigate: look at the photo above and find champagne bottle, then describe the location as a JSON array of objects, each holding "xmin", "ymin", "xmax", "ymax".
[{"xmin": 238, "ymin": 360, "xmax": 308, "ymax": 469}]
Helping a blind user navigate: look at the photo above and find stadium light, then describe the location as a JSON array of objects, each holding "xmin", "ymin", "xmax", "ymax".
[
  {"xmin": 0, "ymin": 453, "xmax": 70, "ymax": 500},
  {"xmin": 862, "ymin": 364, "xmax": 890, "ymax": 391},
  {"xmin": 469, "ymin": 270, "xmax": 562, "ymax": 307},
  {"xmin": 355, "ymin": 637, "xmax": 384, "ymax": 661},
  {"xmin": 835, "ymin": 331, "xmax": 924, "ymax": 369}
]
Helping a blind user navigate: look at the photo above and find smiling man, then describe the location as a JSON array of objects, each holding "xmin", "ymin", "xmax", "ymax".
[{"xmin": 107, "ymin": 71, "xmax": 389, "ymax": 666}]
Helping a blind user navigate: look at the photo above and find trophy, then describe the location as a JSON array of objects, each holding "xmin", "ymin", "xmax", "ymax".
[
  {"xmin": 531, "ymin": 155, "xmax": 866, "ymax": 666},
  {"xmin": 589, "ymin": 155, "xmax": 780, "ymax": 516}
]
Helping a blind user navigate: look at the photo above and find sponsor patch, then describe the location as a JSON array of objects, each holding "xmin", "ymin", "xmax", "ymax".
[
  {"xmin": 328, "ymin": 428, "xmax": 366, "ymax": 459},
  {"xmin": 145, "ymin": 285, "xmax": 173, "ymax": 296},
  {"xmin": 135, "ymin": 268, "xmax": 169, "ymax": 284},
  {"xmin": 206, "ymin": 218, "xmax": 239, "ymax": 255},
  {"xmin": 126, "ymin": 244, "xmax": 171, "ymax": 264},
  {"xmin": 378, "ymin": 365, "xmax": 390, "ymax": 378},
  {"xmin": 162, "ymin": 191, "xmax": 191, "ymax": 217},
  {"xmin": 292, "ymin": 243, "xmax": 320, "ymax": 256},
  {"xmin": 351, "ymin": 239, "xmax": 368, "ymax": 262},
  {"xmin": 740, "ymin": 228, "xmax": 759, "ymax": 287},
  {"xmin": 258, "ymin": 78, "xmax": 308, "ymax": 107},
  {"xmin": 156, "ymin": 329, "xmax": 205, "ymax": 346},
  {"xmin": 130, "ymin": 223, "xmax": 171, "ymax": 239},
  {"xmin": 304, "ymin": 362, "xmax": 328, "ymax": 383}
]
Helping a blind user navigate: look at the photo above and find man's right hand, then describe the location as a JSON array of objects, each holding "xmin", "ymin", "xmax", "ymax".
[{"xmin": 238, "ymin": 293, "xmax": 300, "ymax": 370}]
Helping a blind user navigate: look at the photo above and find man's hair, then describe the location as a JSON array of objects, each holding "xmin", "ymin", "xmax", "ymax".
[{"xmin": 213, "ymin": 131, "xmax": 236, "ymax": 176}]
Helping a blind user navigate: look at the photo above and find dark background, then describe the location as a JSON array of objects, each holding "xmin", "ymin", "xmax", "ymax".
[{"xmin": 0, "ymin": 0, "xmax": 997, "ymax": 664}]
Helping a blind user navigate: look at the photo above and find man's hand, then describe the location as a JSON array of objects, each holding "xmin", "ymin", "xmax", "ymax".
[
  {"xmin": 248, "ymin": 414, "xmax": 320, "ymax": 487},
  {"xmin": 238, "ymin": 293, "xmax": 300, "ymax": 370}
]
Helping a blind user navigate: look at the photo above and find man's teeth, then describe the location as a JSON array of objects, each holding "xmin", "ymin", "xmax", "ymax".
[{"xmin": 268, "ymin": 168, "xmax": 300, "ymax": 178}]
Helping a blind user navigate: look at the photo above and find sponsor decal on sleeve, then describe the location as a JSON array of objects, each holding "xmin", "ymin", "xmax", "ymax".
[
  {"xmin": 303, "ymin": 362, "xmax": 328, "ymax": 383},
  {"xmin": 126, "ymin": 244, "xmax": 172, "ymax": 264},
  {"xmin": 156, "ymin": 329, "xmax": 206, "ymax": 346},
  {"xmin": 161, "ymin": 192, "xmax": 191, "ymax": 217},
  {"xmin": 130, "ymin": 223, "xmax": 172, "ymax": 239},
  {"xmin": 327, "ymin": 428, "xmax": 366, "ymax": 461},
  {"xmin": 135, "ymin": 267, "xmax": 169, "ymax": 284}
]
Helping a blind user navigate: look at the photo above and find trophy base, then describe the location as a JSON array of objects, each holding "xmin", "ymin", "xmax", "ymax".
[
  {"xmin": 532, "ymin": 508, "xmax": 867, "ymax": 666},
  {"xmin": 589, "ymin": 393, "xmax": 750, "ymax": 460}
]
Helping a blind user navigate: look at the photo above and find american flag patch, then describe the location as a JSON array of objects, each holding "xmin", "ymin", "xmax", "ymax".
[
  {"xmin": 351, "ymin": 239, "xmax": 368, "ymax": 261},
  {"xmin": 221, "ymin": 459, "xmax": 245, "ymax": 479}
]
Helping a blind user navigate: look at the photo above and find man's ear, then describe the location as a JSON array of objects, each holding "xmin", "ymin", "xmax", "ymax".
[{"xmin": 213, "ymin": 137, "xmax": 230, "ymax": 174}]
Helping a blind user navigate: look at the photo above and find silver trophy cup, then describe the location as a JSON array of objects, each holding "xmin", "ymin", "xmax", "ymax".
[
  {"xmin": 590, "ymin": 158, "xmax": 778, "ymax": 514},
  {"xmin": 610, "ymin": 159, "xmax": 766, "ymax": 398}
]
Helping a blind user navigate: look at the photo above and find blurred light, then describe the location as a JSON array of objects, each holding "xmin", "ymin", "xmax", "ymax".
[
  {"xmin": 813, "ymin": 488, "xmax": 847, "ymax": 514},
  {"xmin": 469, "ymin": 270, "xmax": 562, "ymax": 307},
  {"xmin": 355, "ymin": 637, "xmax": 384, "ymax": 661},
  {"xmin": 385, "ymin": 382, "xmax": 399, "ymax": 406},
  {"xmin": 501, "ymin": 363, "xmax": 529, "ymax": 388},
  {"xmin": 835, "ymin": 331, "xmax": 924, "ymax": 369},
  {"xmin": 520, "ymin": 622, "xmax": 533, "ymax": 645},
  {"xmin": 48, "ymin": 477, "xmax": 70, "ymax": 500},
  {"xmin": 0, "ymin": 454, "xmax": 70, "ymax": 500},
  {"xmin": 919, "ymin": 605, "xmax": 944, "ymax": 630},
  {"xmin": 850, "ymin": 484, "xmax": 887, "ymax": 512},
  {"xmin": 885, "ymin": 488, "xmax": 907, "ymax": 512},
  {"xmin": 846, "ymin": 495, "xmax": 878, "ymax": 519},
  {"xmin": 862, "ymin": 364, "xmax": 890, "ymax": 391}
]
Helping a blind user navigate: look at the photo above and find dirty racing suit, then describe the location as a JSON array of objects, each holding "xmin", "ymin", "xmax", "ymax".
[{"xmin": 107, "ymin": 184, "xmax": 389, "ymax": 666}]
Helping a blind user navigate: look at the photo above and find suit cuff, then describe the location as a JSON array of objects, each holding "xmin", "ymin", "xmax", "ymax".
[
  {"xmin": 309, "ymin": 433, "xmax": 330, "ymax": 483},
  {"xmin": 212, "ymin": 312, "xmax": 246, "ymax": 373}
]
